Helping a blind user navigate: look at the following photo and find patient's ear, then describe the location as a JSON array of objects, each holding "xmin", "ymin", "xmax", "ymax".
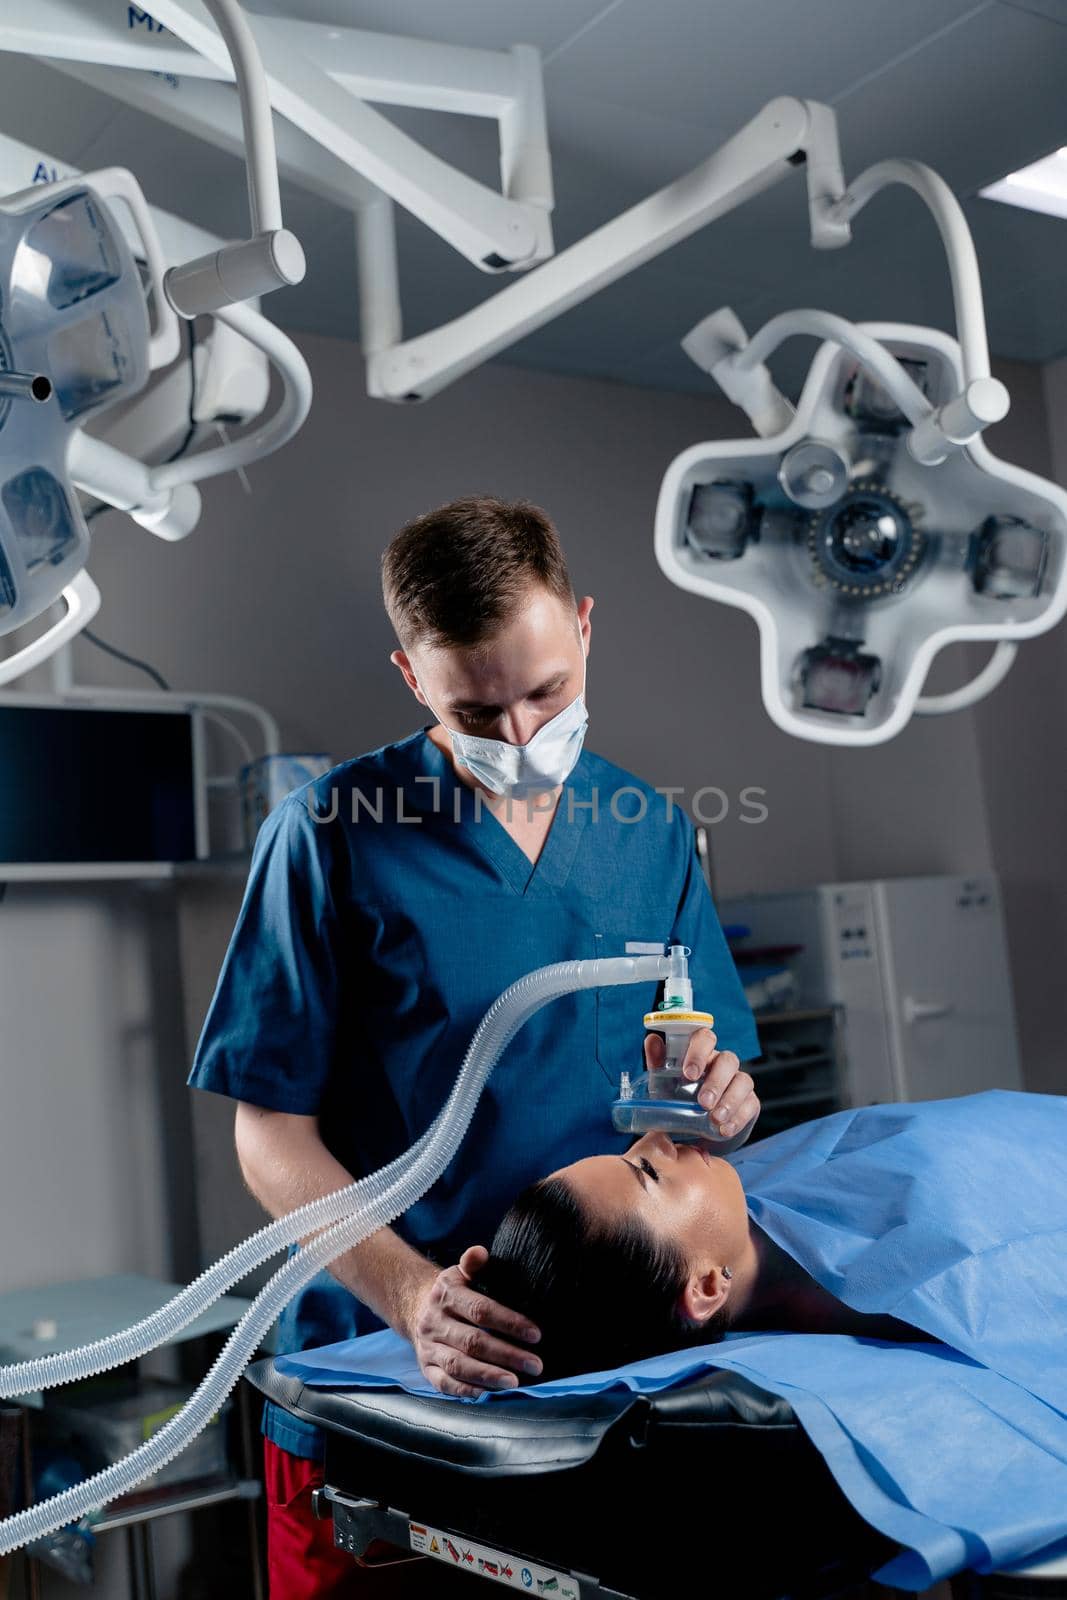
[{"xmin": 678, "ymin": 1267, "xmax": 731, "ymax": 1327}]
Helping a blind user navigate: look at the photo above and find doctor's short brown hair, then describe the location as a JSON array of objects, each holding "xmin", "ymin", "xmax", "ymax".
[{"xmin": 382, "ymin": 495, "xmax": 576, "ymax": 651}]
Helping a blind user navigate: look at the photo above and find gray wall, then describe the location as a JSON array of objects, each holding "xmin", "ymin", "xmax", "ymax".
[
  {"xmin": 968, "ymin": 356, "xmax": 1067, "ymax": 1095},
  {"xmin": 0, "ymin": 885, "xmax": 176, "ymax": 1291}
]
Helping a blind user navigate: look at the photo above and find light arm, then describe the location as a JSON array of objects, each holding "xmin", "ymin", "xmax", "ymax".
[
  {"xmin": 916, "ymin": 642, "xmax": 1019, "ymax": 717},
  {"xmin": 146, "ymin": 0, "xmax": 548, "ymax": 276},
  {"xmin": 735, "ymin": 308, "xmax": 935, "ymax": 424},
  {"xmin": 825, "ymin": 158, "xmax": 1010, "ymax": 463},
  {"xmin": 368, "ymin": 97, "xmax": 822, "ymax": 401},
  {"xmin": 149, "ymin": 302, "xmax": 312, "ymax": 490},
  {"xmin": 0, "ymin": 573, "xmax": 100, "ymax": 688},
  {"xmin": 827, "ymin": 159, "xmax": 991, "ymax": 382},
  {"xmin": 153, "ymin": 0, "xmax": 306, "ymax": 315}
]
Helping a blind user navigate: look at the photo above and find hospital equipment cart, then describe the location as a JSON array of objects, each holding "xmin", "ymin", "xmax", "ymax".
[{"xmin": 0, "ymin": 1274, "xmax": 263, "ymax": 1600}]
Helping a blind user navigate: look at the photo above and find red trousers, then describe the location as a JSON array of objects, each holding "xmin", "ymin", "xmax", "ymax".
[
  {"xmin": 264, "ymin": 1439, "xmax": 359, "ymax": 1598},
  {"xmin": 264, "ymin": 1440, "xmax": 472, "ymax": 1599}
]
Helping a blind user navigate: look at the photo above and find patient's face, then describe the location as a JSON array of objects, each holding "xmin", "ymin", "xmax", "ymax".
[{"xmin": 554, "ymin": 1131, "xmax": 748, "ymax": 1267}]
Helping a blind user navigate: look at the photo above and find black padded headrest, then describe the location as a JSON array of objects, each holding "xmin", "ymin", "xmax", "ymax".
[{"xmin": 247, "ymin": 1359, "xmax": 800, "ymax": 1477}]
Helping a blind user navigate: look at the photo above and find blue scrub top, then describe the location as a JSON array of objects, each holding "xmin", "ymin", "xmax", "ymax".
[{"xmin": 189, "ymin": 728, "xmax": 758, "ymax": 1457}]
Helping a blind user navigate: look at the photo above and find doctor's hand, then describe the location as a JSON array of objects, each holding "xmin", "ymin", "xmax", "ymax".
[
  {"xmin": 408, "ymin": 1245, "xmax": 543, "ymax": 1399},
  {"xmin": 645, "ymin": 1028, "xmax": 760, "ymax": 1140}
]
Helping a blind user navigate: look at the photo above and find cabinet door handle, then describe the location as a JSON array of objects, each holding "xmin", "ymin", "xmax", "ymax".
[{"xmin": 903, "ymin": 997, "xmax": 954, "ymax": 1025}]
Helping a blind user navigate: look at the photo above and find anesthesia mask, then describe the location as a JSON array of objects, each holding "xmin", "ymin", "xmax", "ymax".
[{"xmin": 612, "ymin": 944, "xmax": 730, "ymax": 1144}]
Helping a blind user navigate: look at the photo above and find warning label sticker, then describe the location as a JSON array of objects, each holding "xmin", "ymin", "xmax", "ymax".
[{"xmin": 408, "ymin": 1521, "xmax": 579, "ymax": 1596}]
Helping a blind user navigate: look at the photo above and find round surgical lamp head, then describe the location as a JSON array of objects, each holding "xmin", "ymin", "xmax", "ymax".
[{"xmin": 654, "ymin": 322, "xmax": 1067, "ymax": 746}]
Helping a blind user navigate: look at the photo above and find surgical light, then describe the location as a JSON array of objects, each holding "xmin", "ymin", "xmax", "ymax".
[
  {"xmin": 0, "ymin": 178, "xmax": 151, "ymax": 639},
  {"xmin": 658, "ymin": 322, "xmax": 1067, "ymax": 744},
  {"xmin": 656, "ymin": 158, "xmax": 1067, "ymax": 746},
  {"xmin": 0, "ymin": 0, "xmax": 308, "ymax": 688}
]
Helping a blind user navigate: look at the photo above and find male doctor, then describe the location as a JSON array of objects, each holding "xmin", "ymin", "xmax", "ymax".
[{"xmin": 190, "ymin": 496, "xmax": 761, "ymax": 1597}]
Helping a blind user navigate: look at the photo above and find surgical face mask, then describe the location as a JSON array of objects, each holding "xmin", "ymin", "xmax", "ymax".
[{"xmin": 420, "ymin": 661, "xmax": 589, "ymax": 798}]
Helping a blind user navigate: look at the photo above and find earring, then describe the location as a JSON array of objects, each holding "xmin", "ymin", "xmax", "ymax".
[{"xmin": 722, "ymin": 1266, "xmax": 733, "ymax": 1281}]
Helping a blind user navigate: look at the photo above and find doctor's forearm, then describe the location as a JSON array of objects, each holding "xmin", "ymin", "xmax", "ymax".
[
  {"xmin": 333, "ymin": 1227, "xmax": 441, "ymax": 1339},
  {"xmin": 233, "ymin": 1103, "xmax": 438, "ymax": 1340}
]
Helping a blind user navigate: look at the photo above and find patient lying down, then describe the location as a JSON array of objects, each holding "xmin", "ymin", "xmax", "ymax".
[{"xmin": 474, "ymin": 1128, "xmax": 933, "ymax": 1381}]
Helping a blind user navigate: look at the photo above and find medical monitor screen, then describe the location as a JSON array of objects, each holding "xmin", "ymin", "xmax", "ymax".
[{"xmin": 0, "ymin": 704, "xmax": 197, "ymax": 866}]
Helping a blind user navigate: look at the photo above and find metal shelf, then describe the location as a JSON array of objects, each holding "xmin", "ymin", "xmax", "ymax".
[
  {"xmin": 752, "ymin": 1007, "xmax": 838, "ymax": 1026},
  {"xmin": 0, "ymin": 862, "xmax": 177, "ymax": 883},
  {"xmin": 176, "ymin": 853, "xmax": 253, "ymax": 880},
  {"xmin": 95, "ymin": 1475, "xmax": 260, "ymax": 1534},
  {"xmin": 0, "ymin": 1274, "xmax": 252, "ymax": 1378},
  {"xmin": 760, "ymin": 1087, "xmax": 842, "ymax": 1111},
  {"xmin": 753, "ymin": 1053, "xmax": 835, "ymax": 1075},
  {"xmin": 746, "ymin": 1003, "xmax": 848, "ymax": 1141},
  {"xmin": 0, "ymin": 854, "xmax": 254, "ymax": 885}
]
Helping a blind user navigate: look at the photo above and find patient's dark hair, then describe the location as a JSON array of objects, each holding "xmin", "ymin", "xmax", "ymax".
[{"xmin": 474, "ymin": 1175, "xmax": 731, "ymax": 1381}]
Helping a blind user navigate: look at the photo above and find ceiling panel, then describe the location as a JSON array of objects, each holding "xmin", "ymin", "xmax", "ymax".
[
  {"xmin": 984, "ymin": 272, "xmax": 1067, "ymax": 364},
  {"xmin": 536, "ymin": 91, "xmax": 739, "ymax": 240},
  {"xmin": 246, "ymin": 0, "xmax": 614, "ymax": 57},
  {"xmin": 998, "ymin": 0, "xmax": 1067, "ymax": 23},
  {"xmin": 0, "ymin": 57, "xmax": 122, "ymax": 170},
  {"xmin": 544, "ymin": 0, "xmax": 989, "ymax": 133},
  {"xmin": 967, "ymin": 197, "xmax": 1067, "ymax": 287},
  {"xmin": 829, "ymin": 3, "xmax": 1067, "ymax": 190}
]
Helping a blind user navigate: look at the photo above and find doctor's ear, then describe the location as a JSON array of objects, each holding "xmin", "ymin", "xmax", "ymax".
[
  {"xmin": 576, "ymin": 596, "xmax": 594, "ymax": 648},
  {"xmin": 390, "ymin": 649, "xmax": 423, "ymax": 699},
  {"xmin": 677, "ymin": 1267, "xmax": 730, "ymax": 1328}
]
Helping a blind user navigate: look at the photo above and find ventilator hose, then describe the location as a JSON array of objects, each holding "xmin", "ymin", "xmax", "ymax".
[
  {"xmin": 0, "ymin": 953, "xmax": 665, "ymax": 1555},
  {"xmin": 0, "ymin": 1126, "xmax": 433, "ymax": 1401}
]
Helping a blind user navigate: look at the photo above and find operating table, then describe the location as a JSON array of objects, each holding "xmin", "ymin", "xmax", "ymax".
[{"xmin": 248, "ymin": 1357, "xmax": 1067, "ymax": 1599}]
